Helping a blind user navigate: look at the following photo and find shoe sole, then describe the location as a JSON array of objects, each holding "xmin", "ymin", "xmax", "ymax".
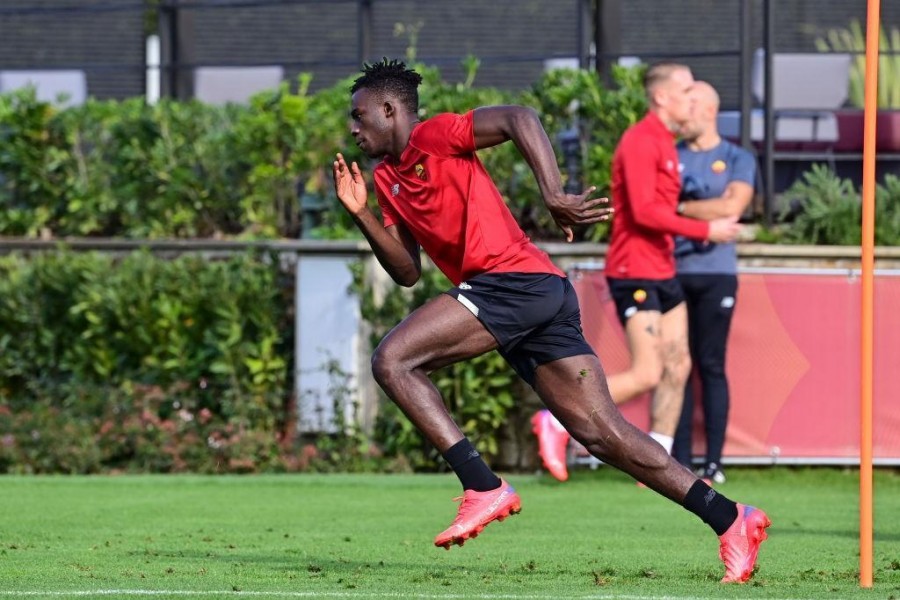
[
  {"xmin": 721, "ymin": 511, "xmax": 772, "ymax": 583},
  {"xmin": 435, "ymin": 501, "xmax": 522, "ymax": 549}
]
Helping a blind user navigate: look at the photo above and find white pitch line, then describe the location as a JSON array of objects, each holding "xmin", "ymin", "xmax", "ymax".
[{"xmin": 0, "ymin": 590, "xmax": 818, "ymax": 600}]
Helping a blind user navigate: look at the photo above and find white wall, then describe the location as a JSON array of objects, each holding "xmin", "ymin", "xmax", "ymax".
[{"xmin": 295, "ymin": 255, "xmax": 360, "ymax": 432}]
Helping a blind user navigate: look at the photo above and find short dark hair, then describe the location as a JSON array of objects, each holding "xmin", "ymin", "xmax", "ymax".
[{"xmin": 351, "ymin": 58, "xmax": 423, "ymax": 114}]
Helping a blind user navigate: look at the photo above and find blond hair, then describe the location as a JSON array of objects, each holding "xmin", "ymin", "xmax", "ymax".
[{"xmin": 643, "ymin": 62, "xmax": 691, "ymax": 99}]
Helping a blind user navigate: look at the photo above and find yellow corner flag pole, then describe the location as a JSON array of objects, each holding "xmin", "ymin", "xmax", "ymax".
[{"xmin": 860, "ymin": 0, "xmax": 880, "ymax": 589}]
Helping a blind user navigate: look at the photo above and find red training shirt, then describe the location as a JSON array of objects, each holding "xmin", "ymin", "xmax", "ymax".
[
  {"xmin": 373, "ymin": 111, "xmax": 563, "ymax": 285},
  {"xmin": 604, "ymin": 112, "xmax": 710, "ymax": 280}
]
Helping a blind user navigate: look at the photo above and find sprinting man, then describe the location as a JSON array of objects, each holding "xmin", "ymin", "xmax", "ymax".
[{"xmin": 332, "ymin": 58, "xmax": 769, "ymax": 582}]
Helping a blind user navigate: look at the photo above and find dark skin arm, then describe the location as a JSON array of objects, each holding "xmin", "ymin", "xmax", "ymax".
[
  {"xmin": 332, "ymin": 153, "xmax": 421, "ymax": 287},
  {"xmin": 472, "ymin": 106, "xmax": 612, "ymax": 242}
]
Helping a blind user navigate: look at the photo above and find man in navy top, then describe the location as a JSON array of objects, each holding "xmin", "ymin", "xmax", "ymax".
[{"xmin": 671, "ymin": 81, "xmax": 756, "ymax": 484}]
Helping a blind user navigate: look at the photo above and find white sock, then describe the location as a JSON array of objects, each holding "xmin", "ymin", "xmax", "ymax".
[{"xmin": 649, "ymin": 431, "xmax": 674, "ymax": 455}]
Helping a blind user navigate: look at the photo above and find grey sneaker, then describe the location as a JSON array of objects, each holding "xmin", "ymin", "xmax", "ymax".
[{"xmin": 702, "ymin": 463, "xmax": 726, "ymax": 485}]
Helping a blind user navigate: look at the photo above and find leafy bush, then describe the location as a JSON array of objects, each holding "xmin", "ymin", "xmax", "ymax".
[
  {"xmin": 0, "ymin": 250, "xmax": 295, "ymax": 473},
  {"xmin": 528, "ymin": 65, "xmax": 647, "ymax": 241},
  {"xmin": 0, "ymin": 61, "xmax": 648, "ymax": 242},
  {"xmin": 875, "ymin": 172, "xmax": 900, "ymax": 243},
  {"xmin": 0, "ymin": 89, "xmax": 70, "ymax": 236},
  {"xmin": 779, "ymin": 163, "xmax": 900, "ymax": 246},
  {"xmin": 779, "ymin": 164, "xmax": 862, "ymax": 245}
]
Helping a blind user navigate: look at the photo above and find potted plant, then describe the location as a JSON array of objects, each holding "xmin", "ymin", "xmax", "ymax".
[{"xmin": 816, "ymin": 19, "xmax": 900, "ymax": 152}]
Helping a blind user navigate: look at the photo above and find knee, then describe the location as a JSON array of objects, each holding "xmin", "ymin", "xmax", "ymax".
[
  {"xmin": 632, "ymin": 365, "xmax": 664, "ymax": 393},
  {"xmin": 666, "ymin": 350, "xmax": 692, "ymax": 385},
  {"xmin": 576, "ymin": 413, "xmax": 631, "ymax": 462},
  {"xmin": 697, "ymin": 357, "xmax": 726, "ymax": 379},
  {"xmin": 371, "ymin": 340, "xmax": 404, "ymax": 388}
]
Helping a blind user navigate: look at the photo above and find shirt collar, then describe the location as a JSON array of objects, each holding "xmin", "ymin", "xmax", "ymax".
[{"xmin": 645, "ymin": 111, "xmax": 677, "ymax": 141}]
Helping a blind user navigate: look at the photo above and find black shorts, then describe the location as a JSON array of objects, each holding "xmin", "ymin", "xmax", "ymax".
[
  {"xmin": 606, "ymin": 277, "xmax": 685, "ymax": 325},
  {"xmin": 445, "ymin": 273, "xmax": 595, "ymax": 387}
]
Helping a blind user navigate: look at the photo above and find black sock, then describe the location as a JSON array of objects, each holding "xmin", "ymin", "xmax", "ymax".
[
  {"xmin": 442, "ymin": 438, "xmax": 501, "ymax": 492},
  {"xmin": 682, "ymin": 480, "xmax": 738, "ymax": 536}
]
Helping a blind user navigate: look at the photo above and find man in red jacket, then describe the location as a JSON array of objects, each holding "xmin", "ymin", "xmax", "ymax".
[
  {"xmin": 332, "ymin": 58, "xmax": 768, "ymax": 583},
  {"xmin": 604, "ymin": 63, "xmax": 740, "ymax": 460}
]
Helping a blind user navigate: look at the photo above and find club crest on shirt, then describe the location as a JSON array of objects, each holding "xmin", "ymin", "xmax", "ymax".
[
  {"xmin": 391, "ymin": 183, "xmax": 400, "ymax": 196},
  {"xmin": 414, "ymin": 163, "xmax": 428, "ymax": 180},
  {"xmin": 711, "ymin": 159, "xmax": 727, "ymax": 174}
]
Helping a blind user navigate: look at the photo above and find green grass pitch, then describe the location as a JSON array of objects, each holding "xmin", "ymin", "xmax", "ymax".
[{"xmin": 1, "ymin": 467, "xmax": 899, "ymax": 599}]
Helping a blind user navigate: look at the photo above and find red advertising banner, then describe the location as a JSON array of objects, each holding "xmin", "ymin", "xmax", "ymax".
[{"xmin": 571, "ymin": 267, "xmax": 900, "ymax": 464}]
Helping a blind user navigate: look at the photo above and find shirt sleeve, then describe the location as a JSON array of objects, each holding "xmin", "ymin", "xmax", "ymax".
[
  {"xmin": 621, "ymin": 134, "xmax": 710, "ymax": 240},
  {"xmin": 412, "ymin": 112, "xmax": 476, "ymax": 156},
  {"xmin": 730, "ymin": 147, "xmax": 757, "ymax": 186}
]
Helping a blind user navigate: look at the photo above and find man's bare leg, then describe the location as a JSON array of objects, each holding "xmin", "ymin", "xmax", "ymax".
[
  {"xmin": 371, "ymin": 294, "xmax": 497, "ymax": 452},
  {"xmin": 533, "ymin": 353, "xmax": 693, "ymax": 497},
  {"xmin": 532, "ymin": 352, "xmax": 768, "ymax": 582},
  {"xmin": 606, "ymin": 311, "xmax": 664, "ymax": 405},
  {"xmin": 370, "ymin": 294, "xmax": 521, "ymax": 548},
  {"xmin": 648, "ymin": 302, "xmax": 692, "ymax": 446}
]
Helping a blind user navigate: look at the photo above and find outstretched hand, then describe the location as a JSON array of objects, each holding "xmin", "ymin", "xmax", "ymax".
[
  {"xmin": 332, "ymin": 153, "xmax": 368, "ymax": 215},
  {"xmin": 707, "ymin": 216, "xmax": 743, "ymax": 243},
  {"xmin": 545, "ymin": 186, "xmax": 614, "ymax": 242}
]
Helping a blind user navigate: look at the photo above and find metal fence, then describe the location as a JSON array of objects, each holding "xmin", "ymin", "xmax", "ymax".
[
  {"xmin": 0, "ymin": 0, "xmax": 147, "ymax": 98},
  {"xmin": 156, "ymin": 0, "xmax": 591, "ymax": 98},
  {"xmin": 0, "ymin": 0, "xmax": 593, "ymax": 100}
]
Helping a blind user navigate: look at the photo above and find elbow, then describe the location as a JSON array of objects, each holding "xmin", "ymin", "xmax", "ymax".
[
  {"xmin": 719, "ymin": 209, "xmax": 739, "ymax": 220},
  {"xmin": 514, "ymin": 106, "xmax": 540, "ymax": 121},
  {"xmin": 505, "ymin": 106, "xmax": 541, "ymax": 133},
  {"xmin": 722, "ymin": 201, "xmax": 749, "ymax": 220},
  {"xmin": 631, "ymin": 213, "xmax": 657, "ymax": 230},
  {"xmin": 393, "ymin": 267, "xmax": 421, "ymax": 288}
]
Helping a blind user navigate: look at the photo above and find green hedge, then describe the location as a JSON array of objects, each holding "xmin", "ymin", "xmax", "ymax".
[
  {"xmin": 0, "ymin": 250, "xmax": 294, "ymax": 473},
  {"xmin": 3, "ymin": 60, "xmax": 891, "ymax": 247},
  {"xmin": 0, "ymin": 64, "xmax": 646, "ymax": 242},
  {"xmin": 776, "ymin": 165, "xmax": 900, "ymax": 246}
]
